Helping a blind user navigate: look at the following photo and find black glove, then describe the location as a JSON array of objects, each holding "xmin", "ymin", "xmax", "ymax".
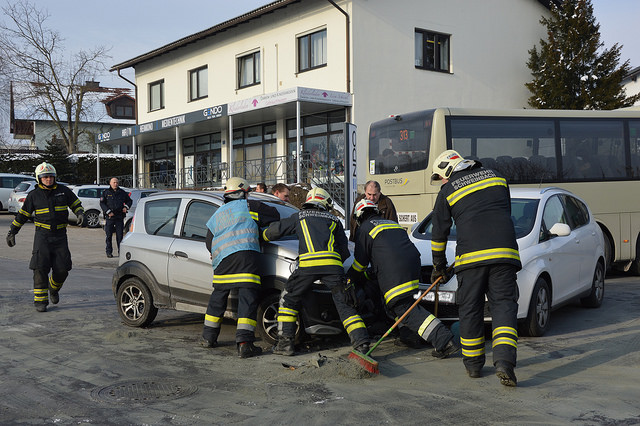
[
  {"xmin": 76, "ymin": 212, "xmax": 84, "ymax": 227},
  {"xmin": 6, "ymin": 232, "xmax": 15, "ymax": 248},
  {"xmin": 343, "ymin": 278, "xmax": 358, "ymax": 309},
  {"xmin": 431, "ymin": 264, "xmax": 451, "ymax": 284}
]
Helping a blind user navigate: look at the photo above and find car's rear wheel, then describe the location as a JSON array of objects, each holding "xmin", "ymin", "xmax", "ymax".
[
  {"xmin": 522, "ymin": 277, "xmax": 551, "ymax": 337},
  {"xmin": 580, "ymin": 261, "xmax": 605, "ymax": 308},
  {"xmin": 116, "ymin": 277, "xmax": 158, "ymax": 327},
  {"xmin": 85, "ymin": 209, "xmax": 101, "ymax": 228},
  {"xmin": 256, "ymin": 291, "xmax": 301, "ymax": 345}
]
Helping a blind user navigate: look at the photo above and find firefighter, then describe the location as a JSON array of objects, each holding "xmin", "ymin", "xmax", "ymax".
[
  {"xmin": 430, "ymin": 150, "xmax": 521, "ymax": 386},
  {"xmin": 348, "ymin": 199, "xmax": 459, "ymax": 359},
  {"xmin": 201, "ymin": 177, "xmax": 275, "ymax": 358},
  {"xmin": 5, "ymin": 162, "xmax": 84, "ymax": 312},
  {"xmin": 263, "ymin": 187, "xmax": 369, "ymax": 356}
]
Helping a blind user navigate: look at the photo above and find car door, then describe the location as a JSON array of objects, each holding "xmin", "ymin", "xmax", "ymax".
[{"xmin": 166, "ymin": 199, "xmax": 220, "ymax": 310}]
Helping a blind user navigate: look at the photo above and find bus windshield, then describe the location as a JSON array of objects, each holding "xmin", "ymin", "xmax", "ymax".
[{"xmin": 368, "ymin": 109, "xmax": 434, "ymax": 174}]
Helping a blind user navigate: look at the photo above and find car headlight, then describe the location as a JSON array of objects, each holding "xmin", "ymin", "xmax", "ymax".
[{"xmin": 418, "ymin": 290, "xmax": 456, "ymax": 304}]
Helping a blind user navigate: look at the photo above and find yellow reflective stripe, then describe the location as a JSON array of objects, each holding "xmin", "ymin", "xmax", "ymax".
[
  {"xmin": 328, "ymin": 221, "xmax": 336, "ymax": 251},
  {"xmin": 352, "ymin": 259, "xmax": 366, "ymax": 272},
  {"xmin": 431, "ymin": 241, "xmax": 446, "ymax": 252},
  {"xmin": 492, "ymin": 337, "xmax": 518, "ymax": 349},
  {"xmin": 461, "ymin": 336, "xmax": 485, "ymax": 346},
  {"xmin": 300, "ymin": 219, "xmax": 315, "ymax": 252},
  {"xmin": 262, "ymin": 229, "xmax": 270, "ymax": 242},
  {"xmin": 238, "ymin": 318, "xmax": 257, "ymax": 327},
  {"xmin": 383, "ymin": 280, "xmax": 419, "ymax": 304},
  {"xmin": 278, "ymin": 307, "xmax": 298, "ymax": 316},
  {"xmin": 33, "ymin": 288, "xmax": 48, "ymax": 302},
  {"xmin": 49, "ymin": 276, "xmax": 63, "ymax": 290},
  {"xmin": 299, "ymin": 258, "xmax": 343, "ymax": 268},
  {"xmin": 462, "ymin": 347, "xmax": 486, "ymax": 357},
  {"xmin": 369, "ymin": 223, "xmax": 403, "ymax": 239},
  {"xmin": 12, "ymin": 219, "xmax": 23, "ymax": 228},
  {"xmin": 71, "ymin": 199, "xmax": 81, "ymax": 208},
  {"xmin": 54, "ymin": 205, "xmax": 68, "ymax": 211},
  {"xmin": 250, "ymin": 211, "xmax": 259, "ymax": 221},
  {"xmin": 18, "ymin": 209, "xmax": 32, "ymax": 217},
  {"xmin": 34, "ymin": 222, "xmax": 51, "ymax": 229},
  {"xmin": 455, "ymin": 248, "xmax": 520, "ymax": 266},
  {"xmin": 299, "ymin": 251, "xmax": 341, "ymax": 261},
  {"xmin": 35, "ymin": 208, "xmax": 50, "ymax": 214},
  {"xmin": 493, "ymin": 326, "xmax": 518, "ymax": 338},
  {"xmin": 418, "ymin": 314, "xmax": 436, "ymax": 336},
  {"xmin": 211, "ymin": 273, "xmax": 261, "ymax": 285},
  {"xmin": 56, "ymin": 223, "xmax": 67, "ymax": 229},
  {"xmin": 204, "ymin": 314, "xmax": 222, "ymax": 324},
  {"xmin": 447, "ymin": 177, "xmax": 507, "ymax": 207},
  {"xmin": 343, "ymin": 315, "xmax": 366, "ymax": 334}
]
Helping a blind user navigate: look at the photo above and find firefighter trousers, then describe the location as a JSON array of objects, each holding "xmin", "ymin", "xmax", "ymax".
[
  {"xmin": 203, "ymin": 285, "xmax": 260, "ymax": 344},
  {"xmin": 30, "ymin": 231, "xmax": 71, "ymax": 307},
  {"xmin": 388, "ymin": 297, "xmax": 453, "ymax": 352},
  {"xmin": 456, "ymin": 264, "xmax": 519, "ymax": 370}
]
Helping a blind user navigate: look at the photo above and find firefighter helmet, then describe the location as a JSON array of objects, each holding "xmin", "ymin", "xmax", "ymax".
[
  {"xmin": 430, "ymin": 150, "xmax": 465, "ymax": 183},
  {"xmin": 35, "ymin": 162, "xmax": 57, "ymax": 181},
  {"xmin": 303, "ymin": 187, "xmax": 333, "ymax": 210},
  {"xmin": 353, "ymin": 199, "xmax": 379, "ymax": 223},
  {"xmin": 223, "ymin": 177, "xmax": 250, "ymax": 200}
]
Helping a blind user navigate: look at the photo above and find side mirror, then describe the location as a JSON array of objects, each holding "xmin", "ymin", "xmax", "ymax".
[{"xmin": 548, "ymin": 223, "xmax": 571, "ymax": 237}]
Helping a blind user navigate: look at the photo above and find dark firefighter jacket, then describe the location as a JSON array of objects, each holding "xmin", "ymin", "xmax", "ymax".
[
  {"xmin": 431, "ymin": 163, "xmax": 522, "ymax": 274},
  {"xmin": 100, "ymin": 187, "xmax": 133, "ymax": 219},
  {"xmin": 10, "ymin": 183, "xmax": 84, "ymax": 234},
  {"xmin": 262, "ymin": 208, "xmax": 350, "ymax": 276}
]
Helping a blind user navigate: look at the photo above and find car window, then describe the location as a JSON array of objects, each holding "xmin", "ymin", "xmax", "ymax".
[
  {"xmin": 542, "ymin": 195, "xmax": 567, "ymax": 231},
  {"xmin": 144, "ymin": 198, "xmax": 181, "ymax": 236},
  {"xmin": 412, "ymin": 214, "xmax": 458, "ymax": 241},
  {"xmin": 562, "ymin": 195, "xmax": 589, "ymax": 229},
  {"xmin": 140, "ymin": 191, "xmax": 156, "ymax": 199},
  {"xmin": 182, "ymin": 200, "xmax": 219, "ymax": 240},
  {"xmin": 15, "ymin": 182, "xmax": 32, "ymax": 192},
  {"xmin": 511, "ymin": 199, "xmax": 539, "ymax": 238},
  {"xmin": 78, "ymin": 188, "xmax": 101, "ymax": 198}
]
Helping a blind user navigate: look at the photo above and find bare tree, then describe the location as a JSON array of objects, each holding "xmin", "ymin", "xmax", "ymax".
[{"xmin": 0, "ymin": 1, "xmax": 111, "ymax": 153}]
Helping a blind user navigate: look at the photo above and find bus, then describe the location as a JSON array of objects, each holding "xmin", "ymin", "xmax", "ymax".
[{"xmin": 367, "ymin": 107, "xmax": 640, "ymax": 273}]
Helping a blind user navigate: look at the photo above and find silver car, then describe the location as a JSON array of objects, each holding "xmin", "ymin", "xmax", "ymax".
[{"xmin": 112, "ymin": 190, "xmax": 349, "ymax": 344}]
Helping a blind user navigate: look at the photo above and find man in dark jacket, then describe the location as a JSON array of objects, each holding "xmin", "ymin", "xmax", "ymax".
[
  {"xmin": 349, "ymin": 180, "xmax": 398, "ymax": 242},
  {"xmin": 100, "ymin": 178, "xmax": 132, "ymax": 258},
  {"xmin": 263, "ymin": 187, "xmax": 370, "ymax": 356},
  {"xmin": 6, "ymin": 162, "xmax": 84, "ymax": 312},
  {"xmin": 430, "ymin": 150, "xmax": 521, "ymax": 386}
]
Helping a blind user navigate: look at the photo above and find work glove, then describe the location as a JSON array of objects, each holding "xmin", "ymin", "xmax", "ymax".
[
  {"xmin": 343, "ymin": 278, "xmax": 358, "ymax": 309},
  {"xmin": 76, "ymin": 212, "xmax": 84, "ymax": 227},
  {"xmin": 431, "ymin": 264, "xmax": 451, "ymax": 284},
  {"xmin": 6, "ymin": 232, "xmax": 16, "ymax": 247}
]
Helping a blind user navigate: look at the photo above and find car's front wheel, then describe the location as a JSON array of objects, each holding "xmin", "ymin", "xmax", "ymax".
[
  {"xmin": 580, "ymin": 261, "xmax": 605, "ymax": 308},
  {"xmin": 256, "ymin": 291, "xmax": 301, "ymax": 345},
  {"xmin": 84, "ymin": 209, "xmax": 101, "ymax": 228},
  {"xmin": 522, "ymin": 277, "xmax": 551, "ymax": 337},
  {"xmin": 116, "ymin": 277, "xmax": 158, "ymax": 327}
]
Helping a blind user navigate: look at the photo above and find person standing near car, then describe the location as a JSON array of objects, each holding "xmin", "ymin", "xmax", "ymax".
[
  {"xmin": 100, "ymin": 178, "xmax": 132, "ymax": 258},
  {"xmin": 430, "ymin": 150, "xmax": 521, "ymax": 386},
  {"xmin": 271, "ymin": 183, "xmax": 290, "ymax": 202},
  {"xmin": 263, "ymin": 187, "xmax": 370, "ymax": 356},
  {"xmin": 5, "ymin": 162, "xmax": 84, "ymax": 312},
  {"xmin": 348, "ymin": 199, "xmax": 459, "ymax": 359},
  {"xmin": 349, "ymin": 180, "xmax": 398, "ymax": 242},
  {"xmin": 202, "ymin": 177, "xmax": 266, "ymax": 358}
]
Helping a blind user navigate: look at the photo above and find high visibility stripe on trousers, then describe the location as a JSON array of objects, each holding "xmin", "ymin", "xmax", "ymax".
[
  {"xmin": 461, "ymin": 336, "xmax": 485, "ymax": 358},
  {"xmin": 34, "ymin": 288, "xmax": 48, "ymax": 303},
  {"xmin": 49, "ymin": 276, "xmax": 63, "ymax": 291},
  {"xmin": 383, "ymin": 280, "xmax": 419, "ymax": 305},
  {"xmin": 237, "ymin": 317, "xmax": 257, "ymax": 332},
  {"xmin": 417, "ymin": 314, "xmax": 441, "ymax": 340},
  {"xmin": 277, "ymin": 307, "xmax": 298, "ymax": 323},
  {"xmin": 204, "ymin": 314, "xmax": 223, "ymax": 329},
  {"xmin": 492, "ymin": 326, "xmax": 518, "ymax": 350},
  {"xmin": 342, "ymin": 314, "xmax": 366, "ymax": 334}
]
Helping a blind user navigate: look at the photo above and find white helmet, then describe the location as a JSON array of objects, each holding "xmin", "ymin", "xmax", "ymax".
[
  {"xmin": 35, "ymin": 162, "xmax": 57, "ymax": 185},
  {"xmin": 224, "ymin": 177, "xmax": 250, "ymax": 200},
  {"xmin": 430, "ymin": 150, "xmax": 465, "ymax": 184},
  {"xmin": 303, "ymin": 187, "xmax": 333, "ymax": 210},
  {"xmin": 353, "ymin": 199, "xmax": 379, "ymax": 223}
]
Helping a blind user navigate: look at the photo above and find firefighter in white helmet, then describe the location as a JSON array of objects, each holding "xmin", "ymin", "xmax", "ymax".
[
  {"xmin": 430, "ymin": 150, "xmax": 521, "ymax": 386},
  {"xmin": 263, "ymin": 187, "xmax": 370, "ymax": 356},
  {"xmin": 6, "ymin": 162, "xmax": 84, "ymax": 312}
]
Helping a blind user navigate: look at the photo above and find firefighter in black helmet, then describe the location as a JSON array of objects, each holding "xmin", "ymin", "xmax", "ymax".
[
  {"xmin": 263, "ymin": 187, "xmax": 370, "ymax": 356},
  {"xmin": 430, "ymin": 150, "xmax": 521, "ymax": 386},
  {"xmin": 6, "ymin": 162, "xmax": 84, "ymax": 312}
]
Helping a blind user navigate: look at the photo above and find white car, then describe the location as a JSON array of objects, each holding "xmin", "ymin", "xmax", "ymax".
[
  {"xmin": 68, "ymin": 184, "xmax": 118, "ymax": 228},
  {"xmin": 409, "ymin": 187, "xmax": 605, "ymax": 337},
  {"xmin": 8, "ymin": 180, "xmax": 72, "ymax": 215}
]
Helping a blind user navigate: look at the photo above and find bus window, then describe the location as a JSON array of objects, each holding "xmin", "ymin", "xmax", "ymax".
[{"xmin": 630, "ymin": 120, "xmax": 640, "ymax": 178}]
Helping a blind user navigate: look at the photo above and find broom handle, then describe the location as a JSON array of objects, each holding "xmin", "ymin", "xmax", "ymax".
[{"xmin": 365, "ymin": 264, "xmax": 454, "ymax": 356}]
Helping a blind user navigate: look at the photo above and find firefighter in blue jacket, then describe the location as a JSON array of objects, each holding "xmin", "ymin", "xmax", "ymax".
[
  {"xmin": 348, "ymin": 198, "xmax": 459, "ymax": 359},
  {"xmin": 263, "ymin": 187, "xmax": 370, "ymax": 356},
  {"xmin": 430, "ymin": 150, "xmax": 521, "ymax": 386},
  {"xmin": 6, "ymin": 162, "xmax": 84, "ymax": 312}
]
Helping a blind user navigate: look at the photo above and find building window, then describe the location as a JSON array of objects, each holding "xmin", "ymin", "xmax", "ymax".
[
  {"xmin": 238, "ymin": 51, "xmax": 261, "ymax": 89},
  {"xmin": 298, "ymin": 29, "xmax": 327, "ymax": 72},
  {"xmin": 415, "ymin": 29, "xmax": 450, "ymax": 72},
  {"xmin": 149, "ymin": 79, "xmax": 165, "ymax": 111},
  {"xmin": 189, "ymin": 66, "xmax": 208, "ymax": 101},
  {"xmin": 115, "ymin": 105, "xmax": 134, "ymax": 119}
]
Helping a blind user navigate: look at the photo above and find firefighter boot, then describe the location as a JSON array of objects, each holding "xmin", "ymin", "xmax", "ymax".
[
  {"xmin": 273, "ymin": 336, "xmax": 295, "ymax": 356},
  {"xmin": 49, "ymin": 290, "xmax": 59, "ymax": 305},
  {"xmin": 34, "ymin": 302, "xmax": 47, "ymax": 312},
  {"xmin": 495, "ymin": 361, "xmax": 517, "ymax": 387},
  {"xmin": 431, "ymin": 338, "xmax": 460, "ymax": 359},
  {"xmin": 354, "ymin": 341, "xmax": 370, "ymax": 355},
  {"xmin": 237, "ymin": 342, "xmax": 263, "ymax": 358}
]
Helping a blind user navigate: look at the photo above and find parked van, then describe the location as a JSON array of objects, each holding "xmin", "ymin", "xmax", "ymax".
[{"xmin": 0, "ymin": 173, "xmax": 37, "ymax": 211}]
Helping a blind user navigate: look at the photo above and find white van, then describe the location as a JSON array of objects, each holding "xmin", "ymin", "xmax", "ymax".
[{"xmin": 0, "ymin": 173, "xmax": 37, "ymax": 211}]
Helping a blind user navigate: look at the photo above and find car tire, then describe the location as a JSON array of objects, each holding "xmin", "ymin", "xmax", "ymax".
[
  {"xmin": 580, "ymin": 261, "xmax": 605, "ymax": 308},
  {"xmin": 116, "ymin": 277, "xmax": 158, "ymax": 327},
  {"xmin": 522, "ymin": 277, "xmax": 551, "ymax": 337},
  {"xmin": 256, "ymin": 291, "xmax": 302, "ymax": 345},
  {"xmin": 85, "ymin": 209, "xmax": 101, "ymax": 228}
]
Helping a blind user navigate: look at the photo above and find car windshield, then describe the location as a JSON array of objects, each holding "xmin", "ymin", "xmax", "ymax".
[{"xmin": 415, "ymin": 198, "xmax": 539, "ymax": 241}]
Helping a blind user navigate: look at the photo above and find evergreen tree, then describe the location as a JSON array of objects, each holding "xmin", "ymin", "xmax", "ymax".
[
  {"xmin": 40, "ymin": 135, "xmax": 73, "ymax": 182},
  {"xmin": 526, "ymin": 0, "xmax": 640, "ymax": 110}
]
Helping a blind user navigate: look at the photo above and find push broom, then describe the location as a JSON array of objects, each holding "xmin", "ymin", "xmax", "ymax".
[{"xmin": 348, "ymin": 265, "xmax": 454, "ymax": 374}]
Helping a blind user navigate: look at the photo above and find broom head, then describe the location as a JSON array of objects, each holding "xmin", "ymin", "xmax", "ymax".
[{"xmin": 348, "ymin": 349, "xmax": 379, "ymax": 374}]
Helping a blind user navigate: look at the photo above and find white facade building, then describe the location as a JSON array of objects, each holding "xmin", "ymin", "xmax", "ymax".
[{"xmin": 105, "ymin": 0, "xmax": 556, "ymax": 196}]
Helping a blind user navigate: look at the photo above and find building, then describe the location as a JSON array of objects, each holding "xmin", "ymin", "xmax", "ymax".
[
  {"xmin": 104, "ymin": 0, "xmax": 558, "ymax": 201},
  {"xmin": 623, "ymin": 66, "xmax": 640, "ymax": 107}
]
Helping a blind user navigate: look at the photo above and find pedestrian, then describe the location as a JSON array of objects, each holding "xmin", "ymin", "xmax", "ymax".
[
  {"xmin": 271, "ymin": 183, "xmax": 290, "ymax": 202},
  {"xmin": 255, "ymin": 182, "xmax": 267, "ymax": 193},
  {"xmin": 263, "ymin": 187, "xmax": 369, "ymax": 356},
  {"xmin": 201, "ymin": 177, "xmax": 270, "ymax": 358},
  {"xmin": 349, "ymin": 180, "xmax": 398, "ymax": 241},
  {"xmin": 100, "ymin": 177, "xmax": 133, "ymax": 258},
  {"xmin": 348, "ymin": 199, "xmax": 459, "ymax": 358},
  {"xmin": 429, "ymin": 150, "xmax": 521, "ymax": 386},
  {"xmin": 5, "ymin": 162, "xmax": 84, "ymax": 312}
]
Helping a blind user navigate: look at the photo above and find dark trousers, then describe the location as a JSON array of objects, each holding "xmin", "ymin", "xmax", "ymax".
[
  {"xmin": 389, "ymin": 297, "xmax": 453, "ymax": 352},
  {"xmin": 29, "ymin": 231, "xmax": 72, "ymax": 307},
  {"xmin": 203, "ymin": 286, "xmax": 260, "ymax": 343},
  {"xmin": 105, "ymin": 217, "xmax": 124, "ymax": 255},
  {"xmin": 457, "ymin": 264, "xmax": 519, "ymax": 370}
]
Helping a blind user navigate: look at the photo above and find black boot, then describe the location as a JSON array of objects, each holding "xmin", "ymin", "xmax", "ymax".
[
  {"xmin": 431, "ymin": 338, "xmax": 460, "ymax": 359},
  {"xmin": 273, "ymin": 336, "xmax": 295, "ymax": 356},
  {"xmin": 238, "ymin": 342, "xmax": 262, "ymax": 358},
  {"xmin": 200, "ymin": 336, "xmax": 217, "ymax": 348},
  {"xmin": 49, "ymin": 289, "xmax": 59, "ymax": 305},
  {"xmin": 34, "ymin": 302, "xmax": 47, "ymax": 312},
  {"xmin": 354, "ymin": 341, "xmax": 370, "ymax": 354},
  {"xmin": 495, "ymin": 361, "xmax": 517, "ymax": 387}
]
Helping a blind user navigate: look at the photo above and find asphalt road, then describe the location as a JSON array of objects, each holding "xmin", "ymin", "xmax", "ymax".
[{"xmin": 1, "ymin": 212, "xmax": 639, "ymax": 425}]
